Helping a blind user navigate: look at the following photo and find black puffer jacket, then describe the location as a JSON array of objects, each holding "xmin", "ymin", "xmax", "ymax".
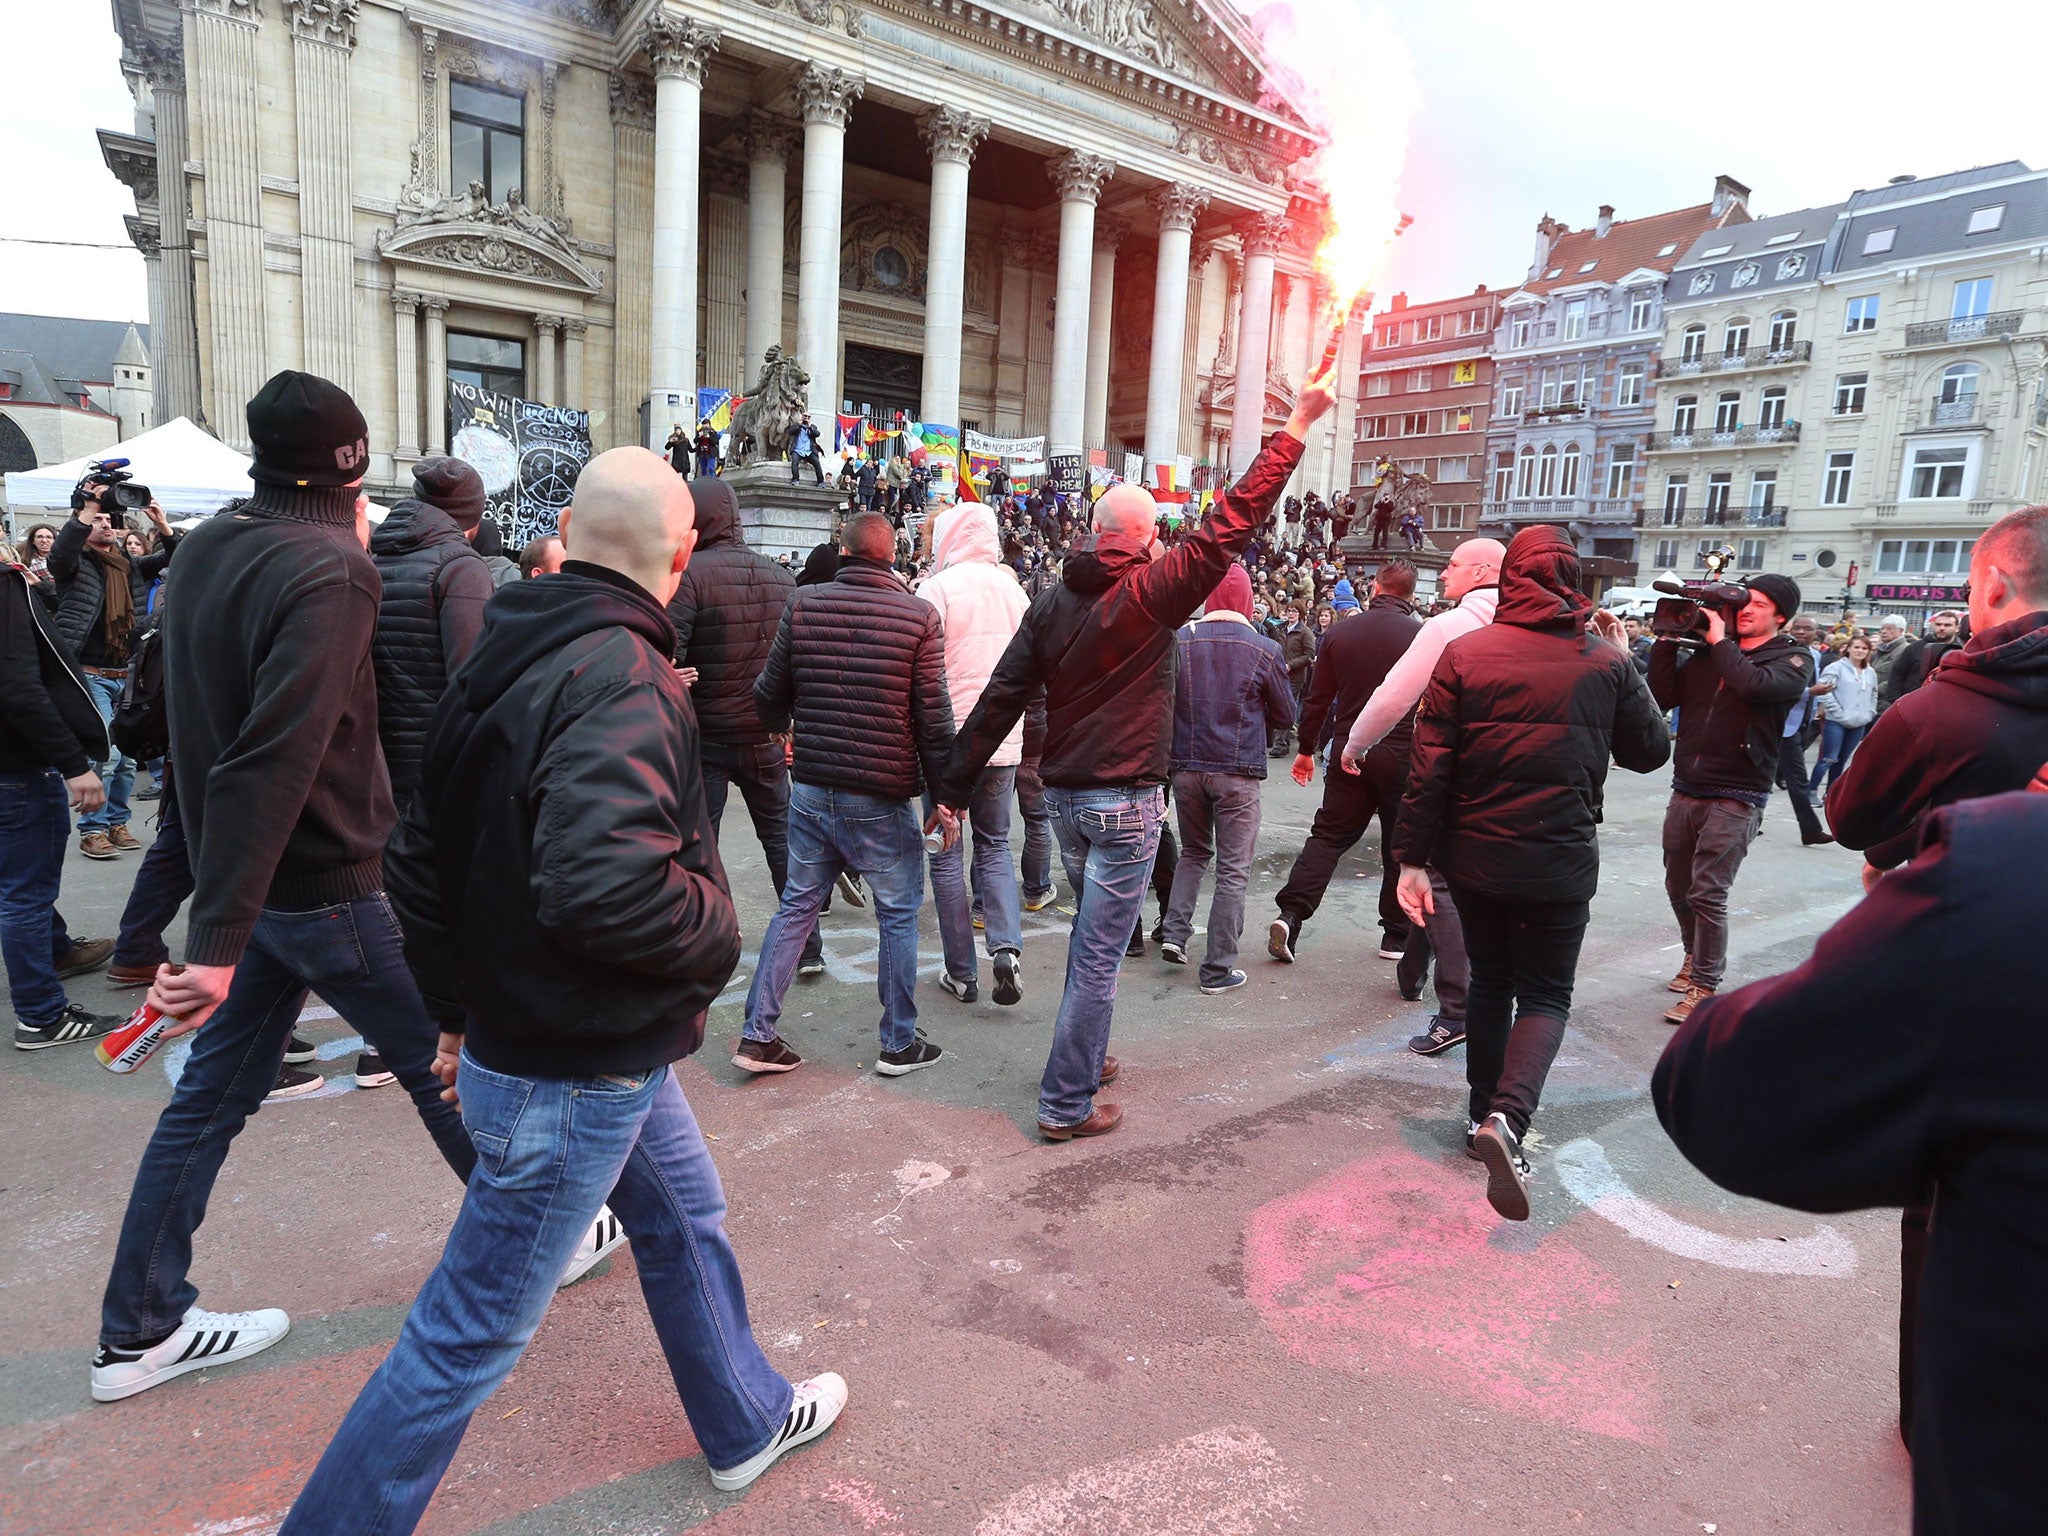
[
  {"xmin": 1392, "ymin": 525, "xmax": 1670, "ymax": 903},
  {"xmin": 754, "ymin": 556, "xmax": 955, "ymax": 800},
  {"xmin": 1827, "ymin": 610, "xmax": 2048, "ymax": 869},
  {"xmin": 1647, "ymin": 628, "xmax": 1812, "ymax": 796},
  {"xmin": 941, "ymin": 431, "xmax": 1303, "ymax": 803},
  {"xmin": 46, "ymin": 515, "xmax": 175, "ymax": 664},
  {"xmin": 1296, "ymin": 592, "xmax": 1420, "ymax": 755},
  {"xmin": 0, "ymin": 564, "xmax": 108, "ymax": 776},
  {"xmin": 386, "ymin": 561, "xmax": 739, "ymax": 1075},
  {"xmin": 369, "ymin": 498, "xmax": 493, "ymax": 805},
  {"xmin": 667, "ymin": 476, "xmax": 792, "ymax": 745}
]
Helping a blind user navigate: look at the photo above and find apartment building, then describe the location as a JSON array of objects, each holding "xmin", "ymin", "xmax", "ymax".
[
  {"xmin": 1640, "ymin": 203, "xmax": 1842, "ymax": 581},
  {"xmin": 1353, "ymin": 287, "xmax": 1500, "ymax": 549},
  {"xmin": 1479, "ymin": 177, "xmax": 1752, "ymax": 582}
]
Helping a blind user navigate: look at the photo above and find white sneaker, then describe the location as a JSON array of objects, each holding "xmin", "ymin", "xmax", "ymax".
[
  {"xmin": 708, "ymin": 1371, "xmax": 848, "ymax": 1492},
  {"xmin": 558, "ymin": 1205, "xmax": 628, "ymax": 1289},
  {"xmin": 91, "ymin": 1306, "xmax": 291, "ymax": 1402}
]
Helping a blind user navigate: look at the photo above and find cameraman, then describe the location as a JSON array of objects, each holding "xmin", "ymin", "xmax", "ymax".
[
  {"xmin": 1648, "ymin": 573, "xmax": 1814, "ymax": 1025},
  {"xmin": 47, "ymin": 470, "xmax": 177, "ymax": 859}
]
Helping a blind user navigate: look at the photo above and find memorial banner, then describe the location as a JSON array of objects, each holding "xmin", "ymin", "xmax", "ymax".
[
  {"xmin": 447, "ymin": 381, "xmax": 592, "ymax": 547},
  {"xmin": 963, "ymin": 430, "xmax": 1047, "ymax": 462},
  {"xmin": 1048, "ymin": 452, "xmax": 1084, "ymax": 495}
]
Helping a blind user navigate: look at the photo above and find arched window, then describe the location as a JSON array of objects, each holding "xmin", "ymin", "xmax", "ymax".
[
  {"xmin": 1559, "ymin": 442, "xmax": 1582, "ymax": 498},
  {"xmin": 1723, "ymin": 317, "xmax": 1751, "ymax": 357},
  {"xmin": 1940, "ymin": 362, "xmax": 1981, "ymax": 403},
  {"xmin": 1768, "ymin": 310, "xmax": 1798, "ymax": 352},
  {"xmin": 1673, "ymin": 395, "xmax": 1698, "ymax": 435},
  {"xmin": 1537, "ymin": 444, "xmax": 1559, "ymax": 496},
  {"xmin": 1714, "ymin": 391, "xmax": 1742, "ymax": 433},
  {"xmin": 1515, "ymin": 445, "xmax": 1536, "ymax": 497},
  {"xmin": 1681, "ymin": 324, "xmax": 1706, "ymax": 364}
]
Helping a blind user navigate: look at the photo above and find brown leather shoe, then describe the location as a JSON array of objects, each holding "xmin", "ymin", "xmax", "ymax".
[
  {"xmin": 1039, "ymin": 1102, "xmax": 1123, "ymax": 1142},
  {"xmin": 1667, "ymin": 954, "xmax": 1693, "ymax": 994},
  {"xmin": 108, "ymin": 961, "xmax": 181, "ymax": 989},
  {"xmin": 106, "ymin": 826, "xmax": 143, "ymax": 852},
  {"xmin": 1098, "ymin": 1055, "xmax": 1120, "ymax": 1087},
  {"xmin": 1664, "ymin": 983, "xmax": 1714, "ymax": 1025},
  {"xmin": 78, "ymin": 832, "xmax": 118, "ymax": 860},
  {"xmin": 54, "ymin": 937, "xmax": 116, "ymax": 979}
]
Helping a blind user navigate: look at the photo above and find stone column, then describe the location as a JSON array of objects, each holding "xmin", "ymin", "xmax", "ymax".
[
  {"xmin": 919, "ymin": 106, "xmax": 989, "ymax": 431},
  {"xmin": 188, "ymin": 0, "xmax": 270, "ymax": 448},
  {"xmin": 1045, "ymin": 150, "xmax": 1114, "ymax": 473},
  {"xmin": 137, "ymin": 37, "xmax": 201, "ymax": 424},
  {"xmin": 564, "ymin": 318, "xmax": 588, "ymax": 411},
  {"xmin": 609, "ymin": 74, "xmax": 655, "ymax": 450},
  {"xmin": 644, "ymin": 14, "xmax": 719, "ymax": 448},
  {"xmin": 391, "ymin": 290, "xmax": 420, "ymax": 460},
  {"xmin": 795, "ymin": 64, "xmax": 864, "ymax": 424},
  {"xmin": 739, "ymin": 112, "xmax": 796, "ymax": 382},
  {"xmin": 703, "ymin": 160, "xmax": 748, "ymax": 395},
  {"xmin": 1143, "ymin": 182, "xmax": 1211, "ymax": 479},
  {"xmin": 534, "ymin": 316, "xmax": 561, "ymax": 405},
  {"xmin": 1230, "ymin": 212, "xmax": 1289, "ymax": 476},
  {"xmin": 287, "ymin": 0, "xmax": 357, "ymax": 390},
  {"xmin": 1083, "ymin": 217, "xmax": 1124, "ymax": 451},
  {"xmin": 421, "ymin": 295, "xmax": 449, "ymax": 455}
]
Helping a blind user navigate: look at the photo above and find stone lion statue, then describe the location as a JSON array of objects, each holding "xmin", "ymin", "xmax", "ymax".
[{"xmin": 729, "ymin": 346, "xmax": 811, "ymax": 464}]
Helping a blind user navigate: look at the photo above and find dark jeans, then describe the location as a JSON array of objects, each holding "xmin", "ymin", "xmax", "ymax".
[
  {"xmin": 1809, "ymin": 720, "xmax": 1869, "ymax": 794},
  {"xmin": 100, "ymin": 893, "xmax": 476, "ymax": 1348},
  {"xmin": 1449, "ymin": 884, "xmax": 1588, "ymax": 1137},
  {"xmin": 1274, "ymin": 743, "xmax": 1409, "ymax": 946},
  {"xmin": 0, "ymin": 769, "xmax": 73, "ymax": 1025},
  {"xmin": 700, "ymin": 739, "xmax": 820, "ymax": 967},
  {"xmin": 1395, "ymin": 867, "xmax": 1468, "ymax": 1023},
  {"xmin": 1161, "ymin": 770, "xmax": 1262, "ymax": 986},
  {"xmin": 111, "ymin": 765, "xmax": 193, "ymax": 971},
  {"xmin": 1773, "ymin": 733, "xmax": 1825, "ymax": 840},
  {"xmin": 1662, "ymin": 792, "xmax": 1760, "ymax": 993},
  {"xmin": 1901, "ymin": 1180, "xmax": 1935, "ymax": 1450},
  {"xmin": 1016, "ymin": 755, "xmax": 1053, "ymax": 896},
  {"xmin": 791, "ymin": 451, "xmax": 823, "ymax": 484}
]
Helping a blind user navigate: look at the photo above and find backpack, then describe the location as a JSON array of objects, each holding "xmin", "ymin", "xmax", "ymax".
[{"xmin": 111, "ymin": 620, "xmax": 168, "ymax": 763}]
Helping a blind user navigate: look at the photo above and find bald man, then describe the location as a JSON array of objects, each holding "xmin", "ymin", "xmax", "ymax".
[
  {"xmin": 939, "ymin": 358, "xmax": 1339, "ymax": 1140},
  {"xmin": 284, "ymin": 448, "xmax": 845, "ymax": 1532}
]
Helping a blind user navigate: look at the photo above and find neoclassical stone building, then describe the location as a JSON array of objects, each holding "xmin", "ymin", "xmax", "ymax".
[{"xmin": 101, "ymin": 0, "xmax": 1361, "ymax": 504}]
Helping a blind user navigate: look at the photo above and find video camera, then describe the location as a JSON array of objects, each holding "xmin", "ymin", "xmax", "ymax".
[
  {"xmin": 76, "ymin": 458, "xmax": 154, "ymax": 514},
  {"xmin": 1651, "ymin": 545, "xmax": 1749, "ymax": 644}
]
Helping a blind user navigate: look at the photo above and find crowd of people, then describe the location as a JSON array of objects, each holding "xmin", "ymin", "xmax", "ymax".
[{"xmin": 2, "ymin": 345, "xmax": 2045, "ymax": 1529}]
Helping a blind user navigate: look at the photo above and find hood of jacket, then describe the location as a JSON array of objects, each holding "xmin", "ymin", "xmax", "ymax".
[
  {"xmin": 1929, "ymin": 610, "xmax": 2048, "ymax": 710},
  {"xmin": 369, "ymin": 498, "xmax": 468, "ymax": 559},
  {"xmin": 1062, "ymin": 534, "xmax": 1149, "ymax": 596},
  {"xmin": 796, "ymin": 542, "xmax": 841, "ymax": 587},
  {"xmin": 459, "ymin": 561, "xmax": 676, "ymax": 711},
  {"xmin": 689, "ymin": 475, "xmax": 742, "ymax": 549},
  {"xmin": 1496, "ymin": 525, "xmax": 1593, "ymax": 632},
  {"xmin": 931, "ymin": 503, "xmax": 1000, "ymax": 573}
]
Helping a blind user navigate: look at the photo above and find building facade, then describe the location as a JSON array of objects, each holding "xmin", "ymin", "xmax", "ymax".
[
  {"xmin": 0, "ymin": 316, "xmax": 153, "ymax": 521},
  {"xmin": 99, "ymin": 0, "xmax": 1367, "ymax": 509},
  {"xmin": 1353, "ymin": 286, "xmax": 1500, "ymax": 550},
  {"xmin": 1478, "ymin": 178, "xmax": 1752, "ymax": 581}
]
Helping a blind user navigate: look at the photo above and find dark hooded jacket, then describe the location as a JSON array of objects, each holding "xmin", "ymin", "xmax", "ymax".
[
  {"xmin": 666, "ymin": 476, "xmax": 794, "ymax": 746},
  {"xmin": 369, "ymin": 498, "xmax": 494, "ymax": 805},
  {"xmin": 939, "ymin": 431, "xmax": 1304, "ymax": 803},
  {"xmin": 1826, "ymin": 609, "xmax": 2048, "ymax": 869},
  {"xmin": 385, "ymin": 561, "xmax": 740, "ymax": 1076},
  {"xmin": 1296, "ymin": 591, "xmax": 1421, "ymax": 758},
  {"xmin": 1647, "ymin": 614, "xmax": 1813, "ymax": 799},
  {"xmin": 1391, "ymin": 525, "xmax": 1670, "ymax": 903},
  {"xmin": 0, "ymin": 563, "xmax": 109, "ymax": 777}
]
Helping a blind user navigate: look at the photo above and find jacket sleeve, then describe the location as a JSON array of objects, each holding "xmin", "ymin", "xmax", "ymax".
[
  {"xmin": 1814, "ymin": 659, "xmax": 1844, "ymax": 721},
  {"xmin": 133, "ymin": 531, "xmax": 179, "ymax": 585},
  {"xmin": 1389, "ymin": 648, "xmax": 1461, "ymax": 869},
  {"xmin": 0, "ymin": 576, "xmax": 90, "ymax": 777},
  {"xmin": 1705, "ymin": 638, "xmax": 1810, "ymax": 706},
  {"xmin": 384, "ymin": 775, "xmax": 463, "ymax": 1029},
  {"xmin": 751, "ymin": 601, "xmax": 797, "ymax": 733},
  {"xmin": 941, "ymin": 604, "xmax": 1044, "ymax": 806},
  {"xmin": 1609, "ymin": 653, "xmax": 1674, "ymax": 774},
  {"xmin": 1129, "ymin": 433, "xmax": 1305, "ymax": 628},
  {"xmin": 529, "ymin": 677, "xmax": 741, "ymax": 986},
  {"xmin": 435, "ymin": 553, "xmax": 494, "ymax": 673},
  {"xmin": 1881, "ymin": 642, "xmax": 1923, "ymax": 706},
  {"xmin": 1652, "ymin": 810, "xmax": 1968, "ymax": 1212},
  {"xmin": 1345, "ymin": 617, "xmax": 1447, "ymax": 758},
  {"xmin": 1259, "ymin": 643, "xmax": 1297, "ymax": 731},
  {"xmin": 46, "ymin": 516, "xmax": 88, "ymax": 582},
  {"xmin": 1646, "ymin": 638, "xmax": 1688, "ymax": 710},
  {"xmin": 911, "ymin": 607, "xmax": 958, "ymax": 796},
  {"xmin": 1294, "ymin": 630, "xmax": 1341, "ymax": 752},
  {"xmin": 1822, "ymin": 700, "xmax": 1930, "ymax": 866}
]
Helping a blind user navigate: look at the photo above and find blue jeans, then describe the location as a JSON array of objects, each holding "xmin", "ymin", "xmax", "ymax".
[
  {"xmin": 926, "ymin": 765, "xmax": 1020, "ymax": 985},
  {"xmin": 111, "ymin": 764, "xmax": 193, "ymax": 970},
  {"xmin": 743, "ymin": 783, "xmax": 924, "ymax": 1053},
  {"xmin": 1160, "ymin": 771, "xmax": 1262, "ymax": 987},
  {"xmin": 1017, "ymin": 757, "xmax": 1053, "ymax": 897},
  {"xmin": 100, "ymin": 893, "xmax": 476, "ymax": 1348},
  {"xmin": 701, "ymin": 739, "xmax": 820, "ymax": 968},
  {"xmin": 76, "ymin": 672, "xmax": 134, "ymax": 833},
  {"xmin": 280, "ymin": 1057, "xmax": 791, "ymax": 1535},
  {"xmin": 1041, "ymin": 784, "xmax": 1164, "ymax": 1127},
  {"xmin": 1809, "ymin": 719, "xmax": 1870, "ymax": 795},
  {"xmin": 0, "ymin": 770, "xmax": 73, "ymax": 1025}
]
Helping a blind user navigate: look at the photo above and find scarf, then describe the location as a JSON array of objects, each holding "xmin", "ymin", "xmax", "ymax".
[{"xmin": 87, "ymin": 540, "xmax": 135, "ymax": 662}]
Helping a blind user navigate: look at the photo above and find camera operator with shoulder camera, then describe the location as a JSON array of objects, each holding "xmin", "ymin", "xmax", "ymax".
[
  {"xmin": 1647, "ymin": 567, "xmax": 1813, "ymax": 1026},
  {"xmin": 47, "ymin": 461, "xmax": 177, "ymax": 859}
]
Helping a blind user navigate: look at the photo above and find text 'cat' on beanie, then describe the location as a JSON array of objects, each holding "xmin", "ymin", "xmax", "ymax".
[{"xmin": 246, "ymin": 371, "xmax": 368, "ymax": 488}]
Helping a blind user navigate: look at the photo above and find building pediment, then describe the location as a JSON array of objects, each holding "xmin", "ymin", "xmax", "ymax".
[
  {"xmin": 1500, "ymin": 290, "xmax": 1543, "ymax": 309},
  {"xmin": 1613, "ymin": 266, "xmax": 1667, "ymax": 288},
  {"xmin": 378, "ymin": 211, "xmax": 604, "ymax": 297}
]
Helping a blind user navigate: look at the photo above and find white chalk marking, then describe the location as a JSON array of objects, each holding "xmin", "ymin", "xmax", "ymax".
[
  {"xmin": 1554, "ymin": 1139, "xmax": 1857, "ymax": 1278},
  {"xmin": 973, "ymin": 1425, "xmax": 1298, "ymax": 1535}
]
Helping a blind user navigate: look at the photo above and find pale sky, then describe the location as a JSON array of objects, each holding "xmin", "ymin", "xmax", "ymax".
[{"xmin": 5, "ymin": 3, "xmax": 2046, "ymax": 323}]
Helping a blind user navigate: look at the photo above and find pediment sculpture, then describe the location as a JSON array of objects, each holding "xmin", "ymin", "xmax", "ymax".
[{"xmin": 380, "ymin": 183, "xmax": 603, "ymax": 294}]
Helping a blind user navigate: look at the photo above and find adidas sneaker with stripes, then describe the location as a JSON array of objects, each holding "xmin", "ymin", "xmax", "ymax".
[
  {"xmin": 707, "ymin": 1372, "xmax": 849, "ymax": 1491},
  {"xmin": 90, "ymin": 1306, "xmax": 292, "ymax": 1402}
]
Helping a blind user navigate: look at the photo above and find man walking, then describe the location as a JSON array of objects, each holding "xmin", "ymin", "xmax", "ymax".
[
  {"xmin": 1767, "ymin": 613, "xmax": 1833, "ymax": 845},
  {"xmin": 278, "ymin": 447, "xmax": 844, "ymax": 1532},
  {"xmin": 1868, "ymin": 614, "xmax": 1910, "ymax": 701},
  {"xmin": 1338, "ymin": 537, "xmax": 1507, "ymax": 1057},
  {"xmin": 1648, "ymin": 574, "xmax": 1817, "ymax": 1025},
  {"xmin": 1883, "ymin": 608, "xmax": 1964, "ymax": 706},
  {"xmin": 737, "ymin": 512, "xmax": 957, "ymax": 1076},
  {"xmin": 1157, "ymin": 564, "xmax": 1294, "ymax": 993},
  {"xmin": 1392, "ymin": 526, "xmax": 1669, "ymax": 1220},
  {"xmin": 1271, "ymin": 600, "xmax": 1316, "ymax": 758},
  {"xmin": 939, "ymin": 357, "xmax": 1336, "ymax": 1140},
  {"xmin": 1268, "ymin": 559, "xmax": 1422, "ymax": 966}
]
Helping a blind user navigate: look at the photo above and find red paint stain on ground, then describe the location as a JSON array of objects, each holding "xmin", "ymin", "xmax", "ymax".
[{"xmin": 1243, "ymin": 1148, "xmax": 1661, "ymax": 1442}]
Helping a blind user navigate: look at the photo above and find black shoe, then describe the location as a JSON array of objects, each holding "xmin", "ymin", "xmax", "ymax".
[
  {"xmin": 1126, "ymin": 929, "xmax": 1145, "ymax": 959},
  {"xmin": 939, "ymin": 972, "xmax": 978, "ymax": 1003},
  {"xmin": 1398, "ymin": 984, "xmax": 1424, "ymax": 1002},
  {"xmin": 282, "ymin": 1033, "xmax": 317, "ymax": 1064},
  {"xmin": 1150, "ymin": 919, "xmax": 1166, "ymax": 945},
  {"xmin": 797, "ymin": 950, "xmax": 826, "ymax": 979},
  {"xmin": 1473, "ymin": 1112, "xmax": 1532, "ymax": 1222},
  {"xmin": 733, "ymin": 1036, "xmax": 804, "ymax": 1074},
  {"xmin": 1801, "ymin": 830, "xmax": 1835, "ymax": 846},
  {"xmin": 1267, "ymin": 915, "xmax": 1299, "ymax": 964},
  {"xmin": 876, "ymin": 1034, "xmax": 943, "ymax": 1076},
  {"xmin": 134, "ymin": 781, "xmax": 162, "ymax": 801},
  {"xmin": 352, "ymin": 1050, "xmax": 396, "ymax": 1088},
  {"xmin": 992, "ymin": 950, "xmax": 1022, "ymax": 1006},
  {"xmin": 13, "ymin": 1004, "xmax": 124, "ymax": 1051},
  {"xmin": 835, "ymin": 871, "xmax": 867, "ymax": 909},
  {"xmin": 1407, "ymin": 1016, "xmax": 1466, "ymax": 1056},
  {"xmin": 265, "ymin": 1063, "xmax": 324, "ymax": 1101}
]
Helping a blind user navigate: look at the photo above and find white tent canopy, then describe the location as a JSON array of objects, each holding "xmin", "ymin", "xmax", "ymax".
[{"xmin": 4, "ymin": 416, "xmax": 253, "ymax": 521}]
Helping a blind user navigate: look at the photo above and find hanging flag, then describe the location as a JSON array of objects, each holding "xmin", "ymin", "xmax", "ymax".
[
  {"xmin": 835, "ymin": 414, "xmax": 864, "ymax": 452},
  {"xmin": 695, "ymin": 388, "xmax": 734, "ymax": 430},
  {"xmin": 955, "ymin": 445, "xmax": 982, "ymax": 503}
]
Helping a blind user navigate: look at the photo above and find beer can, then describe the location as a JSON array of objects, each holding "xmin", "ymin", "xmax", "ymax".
[{"xmin": 96, "ymin": 1003, "xmax": 179, "ymax": 1074}]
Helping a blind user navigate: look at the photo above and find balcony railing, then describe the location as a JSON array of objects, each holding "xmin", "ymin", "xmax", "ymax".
[
  {"xmin": 1646, "ymin": 421, "xmax": 1801, "ymax": 452},
  {"xmin": 1927, "ymin": 395, "xmax": 1981, "ymax": 427},
  {"xmin": 1654, "ymin": 340, "xmax": 1811, "ymax": 379},
  {"xmin": 1637, "ymin": 506, "xmax": 1789, "ymax": 529},
  {"xmin": 1526, "ymin": 400, "xmax": 1589, "ymax": 419},
  {"xmin": 1479, "ymin": 498, "xmax": 1636, "ymax": 525},
  {"xmin": 1903, "ymin": 310, "xmax": 2025, "ymax": 347}
]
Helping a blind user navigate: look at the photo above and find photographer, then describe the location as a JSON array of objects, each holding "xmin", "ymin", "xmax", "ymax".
[
  {"xmin": 1648, "ymin": 573, "xmax": 1814, "ymax": 1025},
  {"xmin": 47, "ymin": 469, "xmax": 178, "ymax": 859}
]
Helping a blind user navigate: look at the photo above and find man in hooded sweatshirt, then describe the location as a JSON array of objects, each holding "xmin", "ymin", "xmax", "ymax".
[
  {"xmin": 1391, "ymin": 525, "xmax": 1670, "ymax": 1221},
  {"xmin": 917, "ymin": 501, "xmax": 1030, "ymax": 1006},
  {"xmin": 938, "ymin": 356, "xmax": 1337, "ymax": 1141}
]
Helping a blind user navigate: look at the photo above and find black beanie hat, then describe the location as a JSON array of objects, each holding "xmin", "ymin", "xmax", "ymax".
[
  {"xmin": 413, "ymin": 457, "xmax": 488, "ymax": 531},
  {"xmin": 1746, "ymin": 572, "xmax": 1802, "ymax": 624},
  {"xmin": 246, "ymin": 370, "xmax": 368, "ymax": 488}
]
